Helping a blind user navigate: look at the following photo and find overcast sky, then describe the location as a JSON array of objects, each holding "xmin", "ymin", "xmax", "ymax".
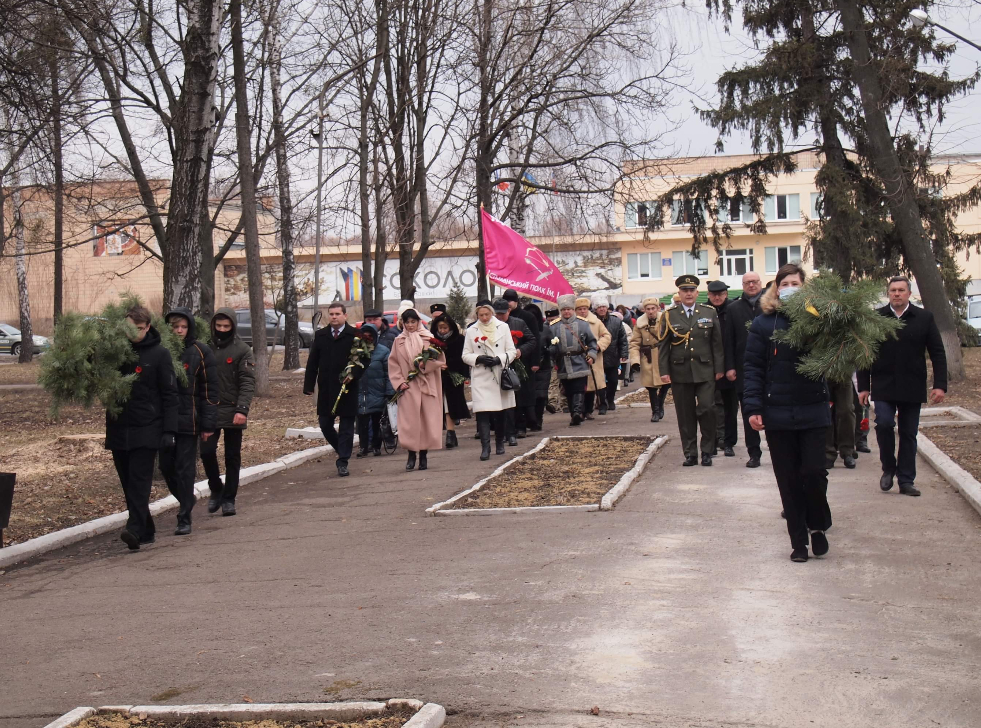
[{"xmin": 658, "ymin": 2, "xmax": 981, "ymax": 160}]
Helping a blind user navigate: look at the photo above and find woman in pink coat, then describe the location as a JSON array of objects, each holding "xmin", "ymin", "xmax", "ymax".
[{"xmin": 388, "ymin": 308, "xmax": 446, "ymax": 471}]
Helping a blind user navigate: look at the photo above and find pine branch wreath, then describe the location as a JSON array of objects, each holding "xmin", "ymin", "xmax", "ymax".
[
  {"xmin": 771, "ymin": 270, "xmax": 904, "ymax": 383},
  {"xmin": 39, "ymin": 293, "xmax": 188, "ymax": 417}
]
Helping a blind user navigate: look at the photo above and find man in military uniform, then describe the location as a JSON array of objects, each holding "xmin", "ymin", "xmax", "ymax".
[{"xmin": 658, "ymin": 275, "xmax": 725, "ymax": 466}]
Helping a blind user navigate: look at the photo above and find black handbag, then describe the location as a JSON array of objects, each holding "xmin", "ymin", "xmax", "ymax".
[{"xmin": 500, "ymin": 355, "xmax": 519, "ymax": 391}]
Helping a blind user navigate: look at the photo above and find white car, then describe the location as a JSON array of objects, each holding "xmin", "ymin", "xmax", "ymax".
[
  {"xmin": 967, "ymin": 296, "xmax": 981, "ymax": 332},
  {"xmin": 0, "ymin": 323, "xmax": 50, "ymax": 356}
]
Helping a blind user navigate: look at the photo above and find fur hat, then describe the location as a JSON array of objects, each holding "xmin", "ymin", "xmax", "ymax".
[
  {"xmin": 641, "ymin": 297, "xmax": 660, "ymax": 308},
  {"xmin": 575, "ymin": 297, "xmax": 591, "ymax": 309},
  {"xmin": 556, "ymin": 294, "xmax": 577, "ymax": 309},
  {"xmin": 591, "ymin": 293, "xmax": 609, "ymax": 308}
]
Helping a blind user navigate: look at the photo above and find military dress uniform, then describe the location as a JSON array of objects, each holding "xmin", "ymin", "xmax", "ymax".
[{"xmin": 657, "ymin": 276, "xmax": 725, "ymax": 466}]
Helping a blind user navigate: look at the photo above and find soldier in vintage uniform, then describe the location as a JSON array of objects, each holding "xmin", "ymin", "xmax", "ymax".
[{"xmin": 657, "ymin": 275, "xmax": 725, "ymax": 466}]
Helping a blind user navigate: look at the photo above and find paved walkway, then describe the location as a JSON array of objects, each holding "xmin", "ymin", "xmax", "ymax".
[{"xmin": 2, "ymin": 390, "xmax": 980, "ymax": 728}]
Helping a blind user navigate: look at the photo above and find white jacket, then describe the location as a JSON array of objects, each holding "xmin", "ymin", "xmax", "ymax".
[{"xmin": 462, "ymin": 318, "xmax": 517, "ymax": 413}]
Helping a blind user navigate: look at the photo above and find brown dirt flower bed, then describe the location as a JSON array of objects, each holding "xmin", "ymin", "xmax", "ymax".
[
  {"xmin": 0, "ymin": 379, "xmax": 320, "ymax": 546},
  {"xmin": 449, "ymin": 436, "xmax": 655, "ymax": 509},
  {"xmin": 76, "ymin": 713, "xmax": 412, "ymax": 728},
  {"xmin": 617, "ymin": 387, "xmax": 672, "ymax": 407},
  {"xmin": 925, "ymin": 424, "xmax": 981, "ymax": 483}
]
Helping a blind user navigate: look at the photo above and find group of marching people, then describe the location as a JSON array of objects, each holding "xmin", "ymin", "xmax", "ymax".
[{"xmin": 106, "ymin": 304, "xmax": 255, "ymax": 551}]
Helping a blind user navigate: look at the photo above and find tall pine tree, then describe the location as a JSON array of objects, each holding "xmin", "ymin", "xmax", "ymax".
[{"xmin": 646, "ymin": 0, "xmax": 979, "ymax": 378}]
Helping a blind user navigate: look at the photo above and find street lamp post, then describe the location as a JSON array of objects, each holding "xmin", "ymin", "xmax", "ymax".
[{"xmin": 910, "ymin": 9, "xmax": 981, "ymax": 53}]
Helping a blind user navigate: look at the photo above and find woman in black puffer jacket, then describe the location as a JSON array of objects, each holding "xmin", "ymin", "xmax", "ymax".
[{"xmin": 743, "ymin": 263, "xmax": 832, "ymax": 563}]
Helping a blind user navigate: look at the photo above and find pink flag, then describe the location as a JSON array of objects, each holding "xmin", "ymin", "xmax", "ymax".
[{"xmin": 481, "ymin": 208, "xmax": 574, "ymax": 302}]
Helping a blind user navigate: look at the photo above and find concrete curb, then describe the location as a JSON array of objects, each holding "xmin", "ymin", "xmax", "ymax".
[
  {"xmin": 42, "ymin": 701, "xmax": 445, "ymax": 728},
  {"xmin": 600, "ymin": 435, "xmax": 669, "ymax": 510},
  {"xmin": 428, "ymin": 434, "xmax": 664, "ymax": 516},
  {"xmin": 0, "ymin": 445, "xmax": 334, "ymax": 571},
  {"xmin": 917, "ymin": 433, "xmax": 981, "ymax": 517},
  {"xmin": 426, "ymin": 437, "xmax": 550, "ymax": 515}
]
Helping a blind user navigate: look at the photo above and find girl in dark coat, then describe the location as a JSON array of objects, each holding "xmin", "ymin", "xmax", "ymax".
[
  {"xmin": 433, "ymin": 314, "xmax": 470, "ymax": 448},
  {"xmin": 743, "ymin": 263, "xmax": 832, "ymax": 563},
  {"xmin": 355, "ymin": 324, "xmax": 394, "ymax": 457},
  {"xmin": 106, "ymin": 305, "xmax": 179, "ymax": 550}
]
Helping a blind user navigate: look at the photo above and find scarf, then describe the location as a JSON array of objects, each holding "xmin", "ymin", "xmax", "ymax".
[
  {"xmin": 476, "ymin": 311, "xmax": 498, "ymax": 345},
  {"xmin": 398, "ymin": 326, "xmax": 439, "ymax": 397}
]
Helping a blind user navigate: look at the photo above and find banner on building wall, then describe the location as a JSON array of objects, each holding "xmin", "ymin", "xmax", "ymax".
[
  {"xmin": 92, "ymin": 224, "xmax": 141, "ymax": 256},
  {"xmin": 481, "ymin": 209, "xmax": 574, "ymax": 302},
  {"xmin": 222, "ymin": 247, "xmax": 623, "ymax": 309}
]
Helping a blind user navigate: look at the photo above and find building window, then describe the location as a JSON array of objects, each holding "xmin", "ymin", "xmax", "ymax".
[
  {"xmin": 672, "ymin": 250, "xmax": 708, "ymax": 276},
  {"xmin": 671, "ymin": 199, "xmax": 698, "ymax": 226},
  {"xmin": 764, "ymin": 245, "xmax": 802, "ymax": 273},
  {"xmin": 625, "ymin": 201, "xmax": 660, "ymax": 229},
  {"xmin": 764, "ymin": 194, "xmax": 800, "ymax": 221},
  {"xmin": 718, "ymin": 248, "xmax": 754, "ymax": 278},
  {"xmin": 627, "ymin": 252, "xmax": 662, "ymax": 281}
]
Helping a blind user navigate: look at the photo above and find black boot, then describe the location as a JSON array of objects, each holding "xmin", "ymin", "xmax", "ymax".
[
  {"xmin": 406, "ymin": 451, "xmax": 417, "ymax": 470},
  {"xmin": 478, "ymin": 416, "xmax": 492, "ymax": 460},
  {"xmin": 446, "ymin": 430, "xmax": 458, "ymax": 449},
  {"xmin": 174, "ymin": 516, "xmax": 192, "ymax": 536},
  {"xmin": 598, "ymin": 391, "xmax": 608, "ymax": 415},
  {"xmin": 496, "ymin": 431, "xmax": 506, "ymax": 455},
  {"xmin": 419, "ymin": 450, "xmax": 428, "ymax": 470},
  {"xmin": 571, "ymin": 393, "xmax": 584, "ymax": 426}
]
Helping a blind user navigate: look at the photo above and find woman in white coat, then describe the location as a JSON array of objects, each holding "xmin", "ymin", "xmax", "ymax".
[{"xmin": 462, "ymin": 302, "xmax": 517, "ymax": 461}]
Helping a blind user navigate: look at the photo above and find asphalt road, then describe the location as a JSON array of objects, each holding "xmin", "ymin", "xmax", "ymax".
[{"xmin": 1, "ymin": 390, "xmax": 979, "ymax": 728}]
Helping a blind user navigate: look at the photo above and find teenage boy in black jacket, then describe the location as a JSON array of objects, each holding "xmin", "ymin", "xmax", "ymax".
[
  {"xmin": 160, "ymin": 308, "xmax": 219, "ymax": 535},
  {"xmin": 859, "ymin": 276, "xmax": 948, "ymax": 497},
  {"xmin": 107, "ymin": 305, "xmax": 179, "ymax": 550}
]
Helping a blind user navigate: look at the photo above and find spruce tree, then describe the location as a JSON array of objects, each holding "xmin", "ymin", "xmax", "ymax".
[
  {"xmin": 445, "ymin": 282, "xmax": 472, "ymax": 326},
  {"xmin": 647, "ymin": 0, "xmax": 978, "ymax": 378}
]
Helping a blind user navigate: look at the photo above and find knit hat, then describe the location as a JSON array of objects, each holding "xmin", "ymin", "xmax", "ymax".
[
  {"xmin": 556, "ymin": 294, "xmax": 577, "ymax": 309},
  {"xmin": 502, "ymin": 289, "xmax": 520, "ymax": 302},
  {"xmin": 575, "ymin": 297, "xmax": 591, "ymax": 308},
  {"xmin": 591, "ymin": 293, "xmax": 609, "ymax": 308},
  {"xmin": 396, "ymin": 299, "xmax": 415, "ymax": 328}
]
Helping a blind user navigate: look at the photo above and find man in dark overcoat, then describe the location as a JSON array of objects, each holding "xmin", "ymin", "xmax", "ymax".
[
  {"xmin": 304, "ymin": 303, "xmax": 365, "ymax": 476},
  {"xmin": 494, "ymin": 297, "xmax": 538, "ymax": 441},
  {"xmin": 858, "ymin": 276, "xmax": 948, "ymax": 496},
  {"xmin": 707, "ymin": 280, "xmax": 738, "ymax": 457},
  {"xmin": 723, "ymin": 271, "xmax": 765, "ymax": 467}
]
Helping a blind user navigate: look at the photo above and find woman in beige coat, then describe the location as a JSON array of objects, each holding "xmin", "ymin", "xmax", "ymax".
[
  {"xmin": 389, "ymin": 308, "xmax": 445, "ymax": 471},
  {"xmin": 575, "ymin": 297, "xmax": 611, "ymax": 418},
  {"xmin": 629, "ymin": 297, "xmax": 668, "ymax": 422}
]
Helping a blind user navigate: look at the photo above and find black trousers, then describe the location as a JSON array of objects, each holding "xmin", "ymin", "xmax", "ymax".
[
  {"xmin": 319, "ymin": 414, "xmax": 356, "ymax": 466},
  {"xmin": 111, "ymin": 448, "xmax": 157, "ymax": 540},
  {"xmin": 646, "ymin": 385, "xmax": 668, "ymax": 412},
  {"xmin": 200, "ymin": 428, "xmax": 244, "ymax": 504},
  {"xmin": 714, "ymin": 387, "xmax": 739, "ymax": 448},
  {"xmin": 671, "ymin": 380, "xmax": 716, "ymax": 458},
  {"xmin": 765, "ymin": 427, "xmax": 832, "ymax": 551},
  {"xmin": 604, "ymin": 366, "xmax": 620, "ymax": 407},
  {"xmin": 159, "ymin": 434, "xmax": 198, "ymax": 524},
  {"xmin": 560, "ymin": 377, "xmax": 588, "ymax": 398},
  {"xmin": 874, "ymin": 400, "xmax": 922, "ymax": 485},
  {"xmin": 357, "ymin": 412, "xmax": 382, "ymax": 450},
  {"xmin": 825, "ymin": 378, "xmax": 856, "ymax": 460},
  {"xmin": 738, "ymin": 394, "xmax": 762, "ymax": 459}
]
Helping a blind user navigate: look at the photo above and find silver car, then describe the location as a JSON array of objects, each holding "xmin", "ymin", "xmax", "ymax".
[{"xmin": 0, "ymin": 323, "xmax": 50, "ymax": 356}]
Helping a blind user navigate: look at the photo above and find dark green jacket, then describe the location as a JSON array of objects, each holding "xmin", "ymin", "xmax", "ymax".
[
  {"xmin": 209, "ymin": 307, "xmax": 256, "ymax": 429},
  {"xmin": 657, "ymin": 302, "xmax": 724, "ymax": 384}
]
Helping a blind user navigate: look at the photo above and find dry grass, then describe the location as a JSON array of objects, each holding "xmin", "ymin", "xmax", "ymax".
[
  {"xmin": 449, "ymin": 436, "xmax": 655, "ymax": 509},
  {"xmin": 0, "ymin": 358, "xmax": 41, "ymax": 385},
  {"xmin": 77, "ymin": 713, "xmax": 412, "ymax": 728},
  {"xmin": 942, "ymin": 347, "xmax": 981, "ymax": 416},
  {"xmin": 925, "ymin": 424, "xmax": 981, "ymax": 484}
]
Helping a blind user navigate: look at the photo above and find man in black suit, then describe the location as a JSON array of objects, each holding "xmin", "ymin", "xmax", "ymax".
[
  {"xmin": 304, "ymin": 303, "xmax": 364, "ymax": 477},
  {"xmin": 858, "ymin": 276, "xmax": 948, "ymax": 497},
  {"xmin": 723, "ymin": 272, "xmax": 765, "ymax": 467}
]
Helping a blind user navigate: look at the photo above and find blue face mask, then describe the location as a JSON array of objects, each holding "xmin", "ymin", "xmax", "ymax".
[{"xmin": 778, "ymin": 286, "xmax": 800, "ymax": 301}]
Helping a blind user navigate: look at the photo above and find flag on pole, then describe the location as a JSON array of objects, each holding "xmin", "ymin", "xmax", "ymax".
[{"xmin": 481, "ymin": 208, "xmax": 574, "ymax": 302}]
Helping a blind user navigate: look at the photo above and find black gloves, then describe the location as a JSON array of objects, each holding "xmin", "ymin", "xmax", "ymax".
[
  {"xmin": 630, "ymin": 363, "xmax": 640, "ymax": 374},
  {"xmin": 476, "ymin": 355, "xmax": 498, "ymax": 367},
  {"xmin": 160, "ymin": 433, "xmax": 176, "ymax": 450}
]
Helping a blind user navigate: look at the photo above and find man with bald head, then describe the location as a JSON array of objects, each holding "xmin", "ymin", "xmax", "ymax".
[{"xmin": 723, "ymin": 271, "xmax": 765, "ymax": 467}]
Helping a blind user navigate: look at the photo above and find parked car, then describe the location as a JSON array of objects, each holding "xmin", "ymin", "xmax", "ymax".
[
  {"xmin": 0, "ymin": 323, "xmax": 50, "ymax": 356},
  {"xmin": 968, "ymin": 295, "xmax": 981, "ymax": 332},
  {"xmin": 234, "ymin": 309, "xmax": 314, "ymax": 348}
]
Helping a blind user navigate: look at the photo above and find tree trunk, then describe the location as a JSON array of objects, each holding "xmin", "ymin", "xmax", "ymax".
[
  {"xmin": 838, "ymin": 0, "xmax": 964, "ymax": 381},
  {"xmin": 372, "ymin": 147, "xmax": 388, "ymax": 308},
  {"xmin": 12, "ymin": 180, "xmax": 34, "ymax": 363},
  {"xmin": 198, "ymin": 201, "xmax": 216, "ymax": 320},
  {"xmin": 358, "ymin": 25, "xmax": 385, "ymax": 312},
  {"xmin": 267, "ymin": 0, "xmax": 300, "ymax": 370},
  {"xmin": 475, "ymin": 0, "xmax": 493, "ymax": 301},
  {"xmin": 161, "ymin": 0, "xmax": 222, "ymax": 311},
  {"xmin": 49, "ymin": 52, "xmax": 64, "ymax": 323},
  {"xmin": 230, "ymin": 0, "xmax": 269, "ymax": 393}
]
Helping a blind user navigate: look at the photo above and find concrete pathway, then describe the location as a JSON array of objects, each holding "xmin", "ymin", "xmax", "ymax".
[{"xmin": 1, "ymin": 392, "xmax": 979, "ymax": 728}]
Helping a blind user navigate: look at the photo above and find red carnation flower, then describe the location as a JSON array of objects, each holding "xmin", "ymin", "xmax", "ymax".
[
  {"xmin": 511, "ymin": 331, "xmax": 524, "ymax": 339},
  {"xmin": 135, "ymin": 366, "xmax": 142, "ymax": 374},
  {"xmin": 430, "ymin": 338, "xmax": 446, "ymax": 348},
  {"xmin": 183, "ymin": 363, "xmax": 190, "ymax": 370},
  {"xmin": 226, "ymin": 357, "xmax": 233, "ymax": 364}
]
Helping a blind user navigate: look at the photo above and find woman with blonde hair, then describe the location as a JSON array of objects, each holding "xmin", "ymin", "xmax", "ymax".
[
  {"xmin": 462, "ymin": 301, "xmax": 517, "ymax": 460},
  {"xmin": 389, "ymin": 308, "xmax": 445, "ymax": 471}
]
